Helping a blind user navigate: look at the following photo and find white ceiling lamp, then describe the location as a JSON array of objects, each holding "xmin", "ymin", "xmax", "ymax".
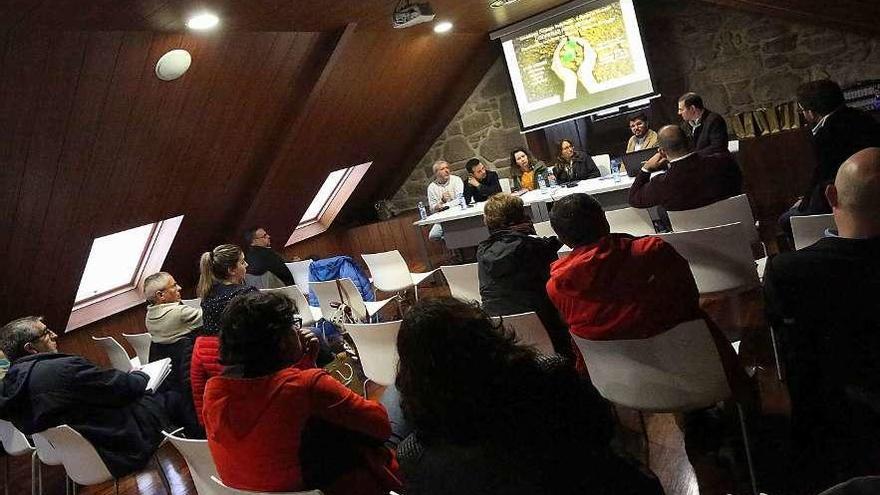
[
  {"xmin": 186, "ymin": 12, "xmax": 219, "ymax": 30},
  {"xmin": 433, "ymin": 21, "xmax": 453, "ymax": 33},
  {"xmin": 155, "ymin": 50, "xmax": 192, "ymax": 81}
]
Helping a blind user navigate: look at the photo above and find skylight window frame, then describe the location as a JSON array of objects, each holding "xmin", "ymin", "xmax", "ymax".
[
  {"xmin": 286, "ymin": 162, "xmax": 372, "ymax": 246},
  {"xmin": 66, "ymin": 215, "xmax": 184, "ymax": 332}
]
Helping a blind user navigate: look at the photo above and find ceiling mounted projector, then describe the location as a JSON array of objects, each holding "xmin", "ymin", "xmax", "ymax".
[{"xmin": 392, "ymin": 1, "xmax": 435, "ymax": 29}]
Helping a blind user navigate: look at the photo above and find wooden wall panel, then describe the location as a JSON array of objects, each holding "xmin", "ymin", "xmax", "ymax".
[{"xmin": 56, "ymin": 304, "xmax": 149, "ymax": 369}]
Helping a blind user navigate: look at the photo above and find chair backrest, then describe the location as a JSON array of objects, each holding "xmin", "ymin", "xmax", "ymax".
[
  {"xmin": 0, "ymin": 419, "xmax": 33, "ymax": 456},
  {"xmin": 728, "ymin": 140, "xmax": 740, "ymax": 153},
  {"xmin": 573, "ymin": 319, "xmax": 732, "ymax": 412},
  {"xmin": 361, "ymin": 250, "xmax": 413, "ymax": 293},
  {"xmin": 667, "ymin": 194, "xmax": 759, "ymax": 244},
  {"xmin": 35, "ymin": 426, "xmax": 114, "ymax": 486},
  {"xmin": 31, "ymin": 431, "xmax": 62, "ymax": 466},
  {"xmin": 311, "ymin": 279, "xmax": 368, "ymax": 322},
  {"xmin": 592, "ymin": 154, "xmax": 612, "ymax": 176},
  {"xmin": 605, "ymin": 207, "xmax": 656, "ymax": 236},
  {"xmin": 260, "ymin": 285, "xmax": 318, "ymax": 327},
  {"xmin": 210, "ymin": 475, "xmax": 323, "ymax": 495},
  {"xmin": 439, "ymin": 263, "xmax": 481, "ymax": 305},
  {"xmin": 344, "ymin": 321, "xmax": 402, "ymax": 386},
  {"xmin": 182, "ymin": 298, "xmax": 202, "ymax": 309},
  {"xmin": 533, "ymin": 221, "xmax": 556, "ymax": 238},
  {"xmin": 285, "ymin": 260, "xmax": 313, "ymax": 296},
  {"xmin": 91, "ymin": 336, "xmax": 137, "ymax": 372},
  {"xmin": 163, "ymin": 430, "xmax": 220, "ymax": 495},
  {"xmin": 657, "ymin": 222, "xmax": 759, "ymax": 293},
  {"xmin": 791, "ymin": 213, "xmax": 836, "ymax": 250},
  {"xmin": 491, "ymin": 312, "xmax": 555, "ymax": 356},
  {"xmin": 499, "ymin": 177, "xmax": 512, "ymax": 194},
  {"xmin": 244, "ymin": 272, "xmax": 286, "ymax": 290},
  {"xmin": 122, "ymin": 332, "xmax": 152, "ymax": 365}
]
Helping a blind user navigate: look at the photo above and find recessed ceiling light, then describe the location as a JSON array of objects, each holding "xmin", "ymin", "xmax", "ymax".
[
  {"xmin": 434, "ymin": 21, "xmax": 453, "ymax": 33},
  {"xmin": 186, "ymin": 13, "xmax": 219, "ymax": 30},
  {"xmin": 490, "ymin": 0, "xmax": 521, "ymax": 7}
]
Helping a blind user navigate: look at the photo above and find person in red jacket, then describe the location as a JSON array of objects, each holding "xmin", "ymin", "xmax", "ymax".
[{"xmin": 203, "ymin": 291, "xmax": 400, "ymax": 495}]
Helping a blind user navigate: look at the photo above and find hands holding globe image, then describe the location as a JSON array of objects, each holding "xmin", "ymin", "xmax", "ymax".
[{"xmin": 551, "ymin": 36, "xmax": 600, "ymax": 101}]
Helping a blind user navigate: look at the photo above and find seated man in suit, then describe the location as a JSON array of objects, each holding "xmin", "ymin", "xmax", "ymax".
[
  {"xmin": 244, "ymin": 226, "xmax": 295, "ymax": 287},
  {"xmin": 628, "ymin": 125, "xmax": 742, "ymax": 211},
  {"xmin": 463, "ymin": 158, "xmax": 501, "ymax": 204},
  {"xmin": 764, "ymin": 147, "xmax": 880, "ymax": 486},
  {"xmin": 0, "ymin": 316, "xmax": 182, "ymax": 477},
  {"xmin": 678, "ymin": 92, "xmax": 728, "ymax": 154}
]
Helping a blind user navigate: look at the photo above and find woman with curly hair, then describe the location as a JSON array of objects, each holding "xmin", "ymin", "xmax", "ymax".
[
  {"xmin": 203, "ymin": 291, "xmax": 400, "ymax": 494},
  {"xmin": 508, "ymin": 147, "xmax": 548, "ymax": 192},
  {"xmin": 551, "ymin": 138, "xmax": 601, "ymax": 183},
  {"xmin": 395, "ymin": 297, "xmax": 664, "ymax": 495}
]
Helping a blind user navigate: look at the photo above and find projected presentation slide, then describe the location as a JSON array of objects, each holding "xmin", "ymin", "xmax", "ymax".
[{"xmin": 501, "ymin": 0, "xmax": 654, "ymax": 130}]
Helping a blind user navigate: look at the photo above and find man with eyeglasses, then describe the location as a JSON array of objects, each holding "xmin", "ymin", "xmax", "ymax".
[
  {"xmin": 0, "ymin": 316, "xmax": 184, "ymax": 478},
  {"xmin": 244, "ymin": 226, "xmax": 296, "ymax": 288}
]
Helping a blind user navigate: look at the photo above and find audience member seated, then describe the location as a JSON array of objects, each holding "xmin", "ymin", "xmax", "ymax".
[
  {"xmin": 395, "ymin": 297, "xmax": 664, "ymax": 495},
  {"xmin": 677, "ymin": 92, "xmax": 729, "ymax": 154},
  {"xmin": 192, "ymin": 244, "xmax": 257, "ymax": 425},
  {"xmin": 628, "ymin": 125, "xmax": 742, "ymax": 211},
  {"xmin": 626, "ymin": 112, "xmax": 659, "ymax": 152},
  {"xmin": 509, "ymin": 147, "xmax": 547, "ymax": 192},
  {"xmin": 426, "ymin": 160, "xmax": 464, "ymax": 241},
  {"xmin": 477, "ymin": 193, "xmax": 573, "ymax": 359},
  {"xmin": 764, "ymin": 148, "xmax": 880, "ymax": 486},
  {"xmin": 551, "ymin": 138, "xmax": 600, "ymax": 183},
  {"xmin": 778, "ymin": 79, "xmax": 880, "ymax": 235},
  {"xmin": 546, "ymin": 194, "xmax": 747, "ymax": 396},
  {"xmin": 203, "ymin": 291, "xmax": 400, "ymax": 495},
  {"xmin": 0, "ymin": 316, "xmax": 182, "ymax": 477},
  {"xmin": 244, "ymin": 226, "xmax": 295, "ymax": 287},
  {"xmin": 463, "ymin": 158, "xmax": 501, "ymax": 204},
  {"xmin": 144, "ymin": 271, "xmax": 203, "ymax": 436}
]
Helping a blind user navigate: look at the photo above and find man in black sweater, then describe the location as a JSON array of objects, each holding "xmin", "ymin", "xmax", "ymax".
[
  {"xmin": 463, "ymin": 158, "xmax": 502, "ymax": 204},
  {"xmin": 0, "ymin": 316, "xmax": 181, "ymax": 477},
  {"xmin": 764, "ymin": 147, "xmax": 880, "ymax": 486},
  {"xmin": 244, "ymin": 226, "xmax": 295, "ymax": 286}
]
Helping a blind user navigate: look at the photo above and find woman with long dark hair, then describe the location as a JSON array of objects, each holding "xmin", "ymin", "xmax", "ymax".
[
  {"xmin": 508, "ymin": 147, "xmax": 547, "ymax": 192},
  {"xmin": 551, "ymin": 138, "xmax": 600, "ymax": 183}
]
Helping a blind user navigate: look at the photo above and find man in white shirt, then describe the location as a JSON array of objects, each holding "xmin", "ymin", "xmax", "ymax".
[{"xmin": 426, "ymin": 160, "xmax": 463, "ymax": 241}]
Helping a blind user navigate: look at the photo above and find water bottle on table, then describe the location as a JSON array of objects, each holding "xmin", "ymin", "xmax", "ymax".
[
  {"xmin": 610, "ymin": 158, "xmax": 621, "ymax": 183},
  {"xmin": 417, "ymin": 202, "xmax": 427, "ymax": 220},
  {"xmin": 538, "ymin": 173, "xmax": 548, "ymax": 192}
]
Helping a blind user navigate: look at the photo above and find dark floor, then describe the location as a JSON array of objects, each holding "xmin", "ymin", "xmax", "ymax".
[{"xmin": 0, "ymin": 283, "xmax": 864, "ymax": 495}]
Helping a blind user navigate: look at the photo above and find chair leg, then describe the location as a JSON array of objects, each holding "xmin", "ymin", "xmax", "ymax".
[
  {"xmin": 30, "ymin": 452, "xmax": 36, "ymax": 495},
  {"xmin": 638, "ymin": 411, "xmax": 650, "ymax": 468},
  {"xmin": 5, "ymin": 453, "xmax": 9, "ymax": 495},
  {"xmin": 154, "ymin": 453, "xmax": 171, "ymax": 494},
  {"xmin": 736, "ymin": 404, "xmax": 759, "ymax": 495},
  {"xmin": 114, "ymin": 479, "xmax": 118, "ymax": 495},
  {"xmin": 769, "ymin": 325, "xmax": 784, "ymax": 381}
]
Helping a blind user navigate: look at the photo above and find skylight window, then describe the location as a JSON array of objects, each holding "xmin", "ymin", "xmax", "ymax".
[
  {"xmin": 75, "ymin": 222, "xmax": 156, "ymax": 303},
  {"xmin": 67, "ymin": 215, "xmax": 184, "ymax": 331},
  {"xmin": 287, "ymin": 162, "xmax": 372, "ymax": 245}
]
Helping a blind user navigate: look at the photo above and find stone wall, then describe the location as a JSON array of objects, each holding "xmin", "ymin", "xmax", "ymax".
[
  {"xmin": 390, "ymin": 61, "xmax": 526, "ymax": 211},
  {"xmin": 390, "ymin": 0, "xmax": 880, "ymax": 211}
]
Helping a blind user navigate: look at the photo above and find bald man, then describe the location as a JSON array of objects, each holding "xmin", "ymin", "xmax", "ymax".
[
  {"xmin": 763, "ymin": 148, "xmax": 880, "ymax": 485},
  {"xmin": 628, "ymin": 125, "xmax": 742, "ymax": 211}
]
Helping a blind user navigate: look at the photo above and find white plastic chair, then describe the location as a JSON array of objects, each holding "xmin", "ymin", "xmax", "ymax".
[
  {"xmin": 499, "ymin": 177, "xmax": 512, "ymax": 194},
  {"xmin": 163, "ymin": 430, "xmax": 219, "ymax": 495},
  {"xmin": 310, "ymin": 279, "xmax": 395, "ymax": 324},
  {"xmin": 605, "ymin": 207, "xmax": 656, "ymax": 236},
  {"xmin": 182, "ymin": 298, "xmax": 202, "ymax": 310},
  {"xmin": 573, "ymin": 319, "xmax": 758, "ymax": 495},
  {"xmin": 791, "ymin": 213, "xmax": 836, "ymax": 250},
  {"xmin": 439, "ymin": 263, "xmax": 481, "ymax": 305},
  {"xmin": 210, "ymin": 475, "xmax": 322, "ymax": 494},
  {"xmin": 656, "ymin": 222, "xmax": 760, "ymax": 294},
  {"xmin": 533, "ymin": 221, "xmax": 556, "ymax": 238},
  {"xmin": 121, "ymin": 333, "xmax": 151, "ymax": 365},
  {"xmin": 33, "ymin": 426, "xmax": 117, "ymax": 493},
  {"xmin": 667, "ymin": 194, "xmax": 760, "ymax": 245},
  {"xmin": 592, "ymin": 154, "xmax": 612, "ymax": 176},
  {"xmin": 0, "ymin": 419, "xmax": 35, "ymax": 495},
  {"xmin": 361, "ymin": 250, "xmax": 438, "ymax": 300},
  {"xmin": 344, "ymin": 321, "xmax": 402, "ymax": 387},
  {"xmin": 286, "ymin": 260, "xmax": 314, "ymax": 296},
  {"xmin": 91, "ymin": 336, "xmax": 139, "ymax": 372},
  {"xmin": 260, "ymin": 285, "xmax": 323, "ymax": 328},
  {"xmin": 31, "ymin": 432, "xmax": 68, "ymax": 495},
  {"xmin": 491, "ymin": 312, "xmax": 555, "ymax": 356}
]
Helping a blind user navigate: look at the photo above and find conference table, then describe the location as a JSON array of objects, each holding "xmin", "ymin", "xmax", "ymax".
[{"xmin": 414, "ymin": 173, "xmax": 636, "ymax": 250}]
